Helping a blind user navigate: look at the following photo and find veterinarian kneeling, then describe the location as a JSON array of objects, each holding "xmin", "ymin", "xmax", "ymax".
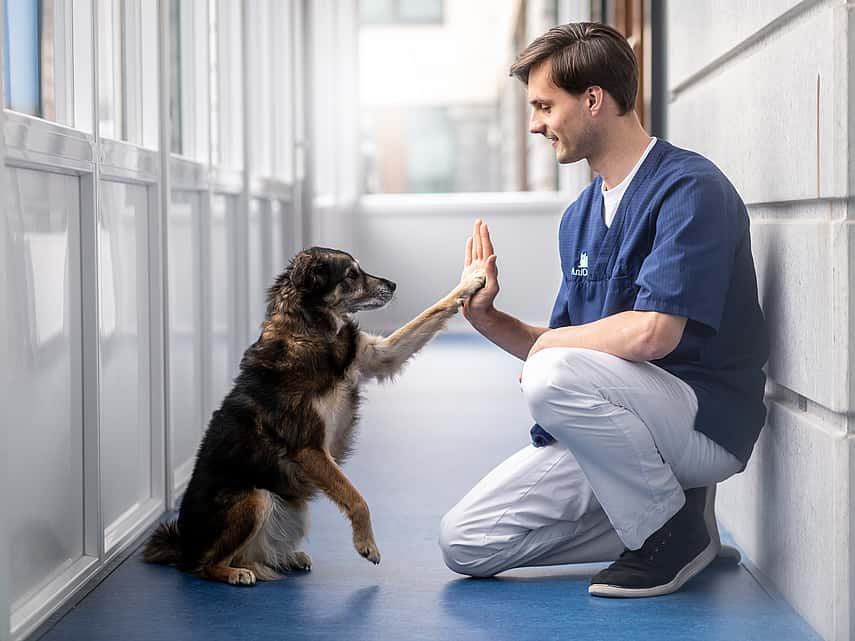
[{"xmin": 439, "ymin": 22, "xmax": 769, "ymax": 598}]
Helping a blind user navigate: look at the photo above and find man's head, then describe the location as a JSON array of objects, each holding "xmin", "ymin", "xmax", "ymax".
[{"xmin": 509, "ymin": 22, "xmax": 639, "ymax": 164}]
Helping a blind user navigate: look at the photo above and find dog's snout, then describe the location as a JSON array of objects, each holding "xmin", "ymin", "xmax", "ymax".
[{"xmin": 388, "ymin": 281, "xmax": 397, "ymax": 293}]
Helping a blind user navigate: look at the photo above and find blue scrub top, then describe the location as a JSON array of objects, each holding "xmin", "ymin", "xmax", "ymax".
[{"xmin": 533, "ymin": 140, "xmax": 769, "ymax": 465}]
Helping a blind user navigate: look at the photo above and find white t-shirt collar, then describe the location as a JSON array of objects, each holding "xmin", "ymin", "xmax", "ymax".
[{"xmin": 601, "ymin": 137, "xmax": 657, "ymax": 227}]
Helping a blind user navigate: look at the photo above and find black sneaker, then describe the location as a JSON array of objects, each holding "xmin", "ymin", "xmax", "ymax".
[{"xmin": 588, "ymin": 487, "xmax": 717, "ymax": 597}]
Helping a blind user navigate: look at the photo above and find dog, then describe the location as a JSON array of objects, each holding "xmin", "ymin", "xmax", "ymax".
[{"xmin": 143, "ymin": 246, "xmax": 486, "ymax": 585}]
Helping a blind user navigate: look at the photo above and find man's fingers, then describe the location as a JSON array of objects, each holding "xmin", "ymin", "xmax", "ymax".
[
  {"xmin": 464, "ymin": 236, "xmax": 473, "ymax": 267},
  {"xmin": 472, "ymin": 219, "xmax": 483, "ymax": 259},
  {"xmin": 486, "ymin": 254, "xmax": 498, "ymax": 280},
  {"xmin": 481, "ymin": 222, "xmax": 495, "ymax": 257}
]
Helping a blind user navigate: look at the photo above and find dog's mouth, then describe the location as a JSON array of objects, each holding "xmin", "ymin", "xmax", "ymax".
[{"xmin": 349, "ymin": 288, "xmax": 395, "ymax": 312}]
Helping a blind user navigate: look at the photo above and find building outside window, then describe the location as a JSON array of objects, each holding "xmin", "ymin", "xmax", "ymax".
[
  {"xmin": 360, "ymin": 0, "xmax": 443, "ymax": 25},
  {"xmin": 358, "ymin": 0, "xmax": 560, "ymax": 194}
]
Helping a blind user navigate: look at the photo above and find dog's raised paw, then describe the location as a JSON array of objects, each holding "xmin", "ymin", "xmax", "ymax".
[
  {"xmin": 228, "ymin": 568, "xmax": 257, "ymax": 586},
  {"xmin": 462, "ymin": 270, "xmax": 487, "ymax": 295}
]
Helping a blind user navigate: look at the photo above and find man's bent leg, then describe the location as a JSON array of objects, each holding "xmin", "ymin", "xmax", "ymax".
[
  {"xmin": 439, "ymin": 443, "xmax": 624, "ymax": 577},
  {"xmin": 520, "ymin": 347, "xmax": 742, "ymax": 596},
  {"xmin": 520, "ymin": 348, "xmax": 696, "ymax": 549}
]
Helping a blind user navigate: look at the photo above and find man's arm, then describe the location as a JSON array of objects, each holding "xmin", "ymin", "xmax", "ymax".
[
  {"xmin": 461, "ymin": 219, "xmax": 686, "ymax": 363},
  {"xmin": 467, "ymin": 307, "xmax": 549, "ymax": 361},
  {"xmin": 528, "ymin": 310, "xmax": 687, "ymax": 362},
  {"xmin": 460, "ymin": 220, "xmax": 548, "ymax": 360}
]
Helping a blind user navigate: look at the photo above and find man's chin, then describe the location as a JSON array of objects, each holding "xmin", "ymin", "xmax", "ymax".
[{"xmin": 556, "ymin": 150, "xmax": 584, "ymax": 164}]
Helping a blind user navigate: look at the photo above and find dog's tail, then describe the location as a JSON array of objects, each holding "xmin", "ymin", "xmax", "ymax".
[{"xmin": 143, "ymin": 520, "xmax": 181, "ymax": 564}]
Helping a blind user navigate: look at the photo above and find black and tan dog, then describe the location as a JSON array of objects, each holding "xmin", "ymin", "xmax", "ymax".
[{"xmin": 144, "ymin": 247, "xmax": 485, "ymax": 585}]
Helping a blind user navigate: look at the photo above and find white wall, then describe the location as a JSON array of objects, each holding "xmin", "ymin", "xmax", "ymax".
[{"xmin": 666, "ymin": 2, "xmax": 854, "ymax": 640}]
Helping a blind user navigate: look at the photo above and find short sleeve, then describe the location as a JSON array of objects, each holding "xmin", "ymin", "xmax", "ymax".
[{"xmin": 633, "ymin": 175, "xmax": 736, "ymax": 334}]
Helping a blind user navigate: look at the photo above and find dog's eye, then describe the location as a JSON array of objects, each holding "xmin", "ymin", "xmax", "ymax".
[{"xmin": 345, "ymin": 269, "xmax": 358, "ymax": 280}]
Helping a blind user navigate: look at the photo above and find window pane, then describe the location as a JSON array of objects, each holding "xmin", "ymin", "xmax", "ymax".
[
  {"xmin": 98, "ymin": 180, "xmax": 151, "ymax": 530},
  {"xmin": 360, "ymin": 0, "xmax": 443, "ymax": 25},
  {"xmin": 168, "ymin": 190, "xmax": 202, "ymax": 469},
  {"xmin": 169, "ymin": 0, "xmax": 182, "ymax": 154},
  {"xmin": 97, "ymin": 0, "xmax": 124, "ymax": 139},
  {"xmin": 360, "ymin": 0, "xmax": 393, "ymax": 24},
  {"xmin": 398, "ymin": 0, "xmax": 442, "ymax": 23},
  {"xmin": 208, "ymin": 0, "xmax": 219, "ymax": 165},
  {"xmin": 4, "ymin": 0, "xmax": 42, "ymax": 116},
  {"xmin": 359, "ymin": 0, "xmax": 558, "ymax": 193},
  {"xmin": 217, "ymin": 0, "xmax": 244, "ymax": 171}
]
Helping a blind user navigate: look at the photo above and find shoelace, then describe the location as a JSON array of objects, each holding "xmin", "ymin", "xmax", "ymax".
[{"xmin": 614, "ymin": 527, "xmax": 675, "ymax": 570}]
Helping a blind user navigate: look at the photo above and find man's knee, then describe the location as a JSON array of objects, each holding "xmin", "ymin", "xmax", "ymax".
[
  {"xmin": 521, "ymin": 348, "xmax": 597, "ymax": 425},
  {"xmin": 438, "ymin": 508, "xmax": 496, "ymax": 578}
]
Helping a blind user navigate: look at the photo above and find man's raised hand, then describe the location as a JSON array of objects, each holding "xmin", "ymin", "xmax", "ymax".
[{"xmin": 462, "ymin": 219, "xmax": 499, "ymax": 321}]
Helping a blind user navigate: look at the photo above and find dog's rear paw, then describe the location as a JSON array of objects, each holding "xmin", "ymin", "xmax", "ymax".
[
  {"xmin": 355, "ymin": 539, "xmax": 381, "ymax": 565},
  {"xmin": 289, "ymin": 551, "xmax": 312, "ymax": 572}
]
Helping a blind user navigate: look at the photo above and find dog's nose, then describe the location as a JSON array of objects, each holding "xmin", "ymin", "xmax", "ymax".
[{"xmin": 389, "ymin": 281, "xmax": 397, "ymax": 292}]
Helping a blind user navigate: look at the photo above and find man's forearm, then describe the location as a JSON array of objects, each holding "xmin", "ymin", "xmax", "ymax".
[
  {"xmin": 530, "ymin": 311, "xmax": 687, "ymax": 362},
  {"xmin": 467, "ymin": 308, "xmax": 549, "ymax": 361}
]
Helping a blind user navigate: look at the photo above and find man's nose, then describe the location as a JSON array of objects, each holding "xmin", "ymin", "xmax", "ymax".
[{"xmin": 529, "ymin": 112, "xmax": 545, "ymax": 135}]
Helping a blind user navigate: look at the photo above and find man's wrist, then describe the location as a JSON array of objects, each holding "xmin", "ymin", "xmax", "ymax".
[{"xmin": 467, "ymin": 306, "xmax": 500, "ymax": 332}]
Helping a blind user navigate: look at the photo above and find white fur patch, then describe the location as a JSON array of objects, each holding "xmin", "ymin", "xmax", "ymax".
[
  {"xmin": 312, "ymin": 378, "xmax": 356, "ymax": 452},
  {"xmin": 239, "ymin": 491, "xmax": 309, "ymax": 578}
]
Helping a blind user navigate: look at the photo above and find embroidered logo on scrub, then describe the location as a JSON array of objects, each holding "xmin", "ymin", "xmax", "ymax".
[{"xmin": 572, "ymin": 252, "xmax": 589, "ymax": 276}]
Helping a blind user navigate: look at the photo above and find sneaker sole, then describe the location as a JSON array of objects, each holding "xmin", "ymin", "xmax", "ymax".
[{"xmin": 588, "ymin": 540, "xmax": 718, "ymax": 598}]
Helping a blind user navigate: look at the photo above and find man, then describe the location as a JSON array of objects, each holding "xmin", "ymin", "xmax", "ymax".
[{"xmin": 438, "ymin": 22, "xmax": 768, "ymax": 598}]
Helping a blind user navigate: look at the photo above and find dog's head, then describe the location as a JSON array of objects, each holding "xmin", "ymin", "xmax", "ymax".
[{"xmin": 270, "ymin": 247, "xmax": 397, "ymax": 315}]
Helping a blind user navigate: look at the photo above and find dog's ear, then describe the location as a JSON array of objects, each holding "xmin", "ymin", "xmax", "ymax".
[{"xmin": 290, "ymin": 252, "xmax": 329, "ymax": 293}]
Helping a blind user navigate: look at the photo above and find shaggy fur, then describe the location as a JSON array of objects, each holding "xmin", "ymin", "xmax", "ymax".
[{"xmin": 143, "ymin": 247, "xmax": 485, "ymax": 585}]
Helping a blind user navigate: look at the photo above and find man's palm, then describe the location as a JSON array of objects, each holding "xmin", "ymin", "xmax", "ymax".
[{"xmin": 462, "ymin": 220, "xmax": 499, "ymax": 316}]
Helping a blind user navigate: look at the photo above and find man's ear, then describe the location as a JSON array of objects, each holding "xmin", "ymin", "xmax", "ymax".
[
  {"xmin": 587, "ymin": 86, "xmax": 603, "ymax": 114},
  {"xmin": 290, "ymin": 253, "xmax": 329, "ymax": 292}
]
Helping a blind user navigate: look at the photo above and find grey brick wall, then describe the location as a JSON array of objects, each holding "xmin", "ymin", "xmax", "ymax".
[{"xmin": 666, "ymin": 2, "xmax": 854, "ymax": 639}]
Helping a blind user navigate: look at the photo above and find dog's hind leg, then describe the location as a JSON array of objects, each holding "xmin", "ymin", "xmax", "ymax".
[
  {"xmin": 238, "ymin": 493, "xmax": 311, "ymax": 576},
  {"xmin": 292, "ymin": 447, "xmax": 381, "ymax": 564},
  {"xmin": 195, "ymin": 489, "xmax": 272, "ymax": 586}
]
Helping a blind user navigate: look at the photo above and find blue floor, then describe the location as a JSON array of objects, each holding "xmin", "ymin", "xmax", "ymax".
[{"xmin": 38, "ymin": 335, "xmax": 821, "ymax": 641}]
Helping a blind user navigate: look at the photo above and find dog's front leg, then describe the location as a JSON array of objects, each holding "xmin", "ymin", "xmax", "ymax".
[
  {"xmin": 292, "ymin": 447, "xmax": 381, "ymax": 564},
  {"xmin": 357, "ymin": 269, "xmax": 486, "ymax": 381}
]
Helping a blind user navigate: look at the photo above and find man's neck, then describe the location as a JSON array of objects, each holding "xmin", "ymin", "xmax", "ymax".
[{"xmin": 589, "ymin": 117, "xmax": 653, "ymax": 190}]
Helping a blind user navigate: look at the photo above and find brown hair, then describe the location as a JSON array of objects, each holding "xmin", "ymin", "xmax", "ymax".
[{"xmin": 509, "ymin": 22, "xmax": 638, "ymax": 115}]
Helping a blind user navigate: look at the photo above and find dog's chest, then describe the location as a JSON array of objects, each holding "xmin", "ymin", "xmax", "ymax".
[{"xmin": 312, "ymin": 374, "xmax": 359, "ymax": 452}]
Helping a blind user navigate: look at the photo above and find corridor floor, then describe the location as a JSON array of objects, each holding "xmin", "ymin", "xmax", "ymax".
[{"xmin": 36, "ymin": 335, "xmax": 821, "ymax": 641}]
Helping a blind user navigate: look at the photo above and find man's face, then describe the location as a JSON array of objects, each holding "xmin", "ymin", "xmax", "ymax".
[{"xmin": 527, "ymin": 61, "xmax": 593, "ymax": 164}]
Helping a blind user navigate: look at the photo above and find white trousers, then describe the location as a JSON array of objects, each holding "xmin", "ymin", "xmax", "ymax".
[{"xmin": 439, "ymin": 347, "xmax": 743, "ymax": 578}]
